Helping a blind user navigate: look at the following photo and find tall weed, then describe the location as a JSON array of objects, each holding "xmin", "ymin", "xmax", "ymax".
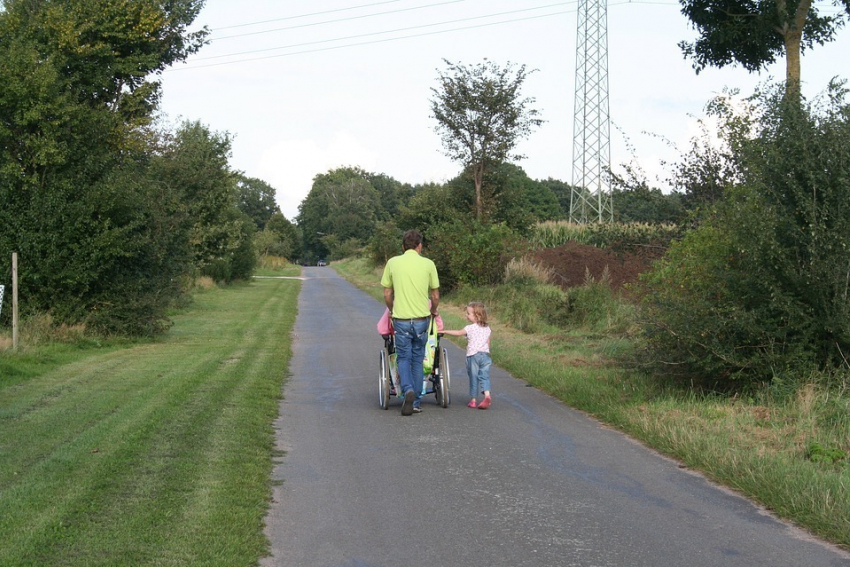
[
  {"xmin": 564, "ymin": 268, "xmax": 636, "ymax": 333},
  {"xmin": 0, "ymin": 313, "xmax": 89, "ymax": 349},
  {"xmin": 531, "ymin": 221, "xmax": 681, "ymax": 249},
  {"xmin": 257, "ymin": 255, "xmax": 291, "ymax": 270},
  {"xmin": 504, "ymin": 256, "xmax": 555, "ymax": 286}
]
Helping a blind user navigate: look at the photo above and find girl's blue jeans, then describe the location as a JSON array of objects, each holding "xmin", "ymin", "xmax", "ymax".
[{"xmin": 466, "ymin": 351, "xmax": 492, "ymax": 398}]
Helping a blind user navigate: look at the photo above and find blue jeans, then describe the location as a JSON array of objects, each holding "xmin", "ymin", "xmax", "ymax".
[
  {"xmin": 393, "ymin": 318, "xmax": 429, "ymax": 407},
  {"xmin": 466, "ymin": 352, "xmax": 492, "ymax": 398}
]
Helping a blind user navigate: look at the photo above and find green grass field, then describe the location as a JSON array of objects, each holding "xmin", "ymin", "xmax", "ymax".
[{"xmin": 0, "ymin": 274, "xmax": 300, "ymax": 567}]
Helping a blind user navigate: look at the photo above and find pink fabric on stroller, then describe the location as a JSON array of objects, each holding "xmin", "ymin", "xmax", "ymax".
[{"xmin": 377, "ymin": 307, "xmax": 443, "ymax": 335}]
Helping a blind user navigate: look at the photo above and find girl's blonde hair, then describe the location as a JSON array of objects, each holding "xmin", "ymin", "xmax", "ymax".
[{"xmin": 468, "ymin": 301, "xmax": 488, "ymax": 326}]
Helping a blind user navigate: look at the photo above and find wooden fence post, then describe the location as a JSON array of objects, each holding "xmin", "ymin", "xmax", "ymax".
[{"xmin": 12, "ymin": 252, "xmax": 18, "ymax": 350}]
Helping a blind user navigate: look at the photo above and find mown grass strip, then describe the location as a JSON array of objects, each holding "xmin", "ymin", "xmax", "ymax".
[{"xmin": 0, "ymin": 276, "xmax": 299, "ymax": 567}]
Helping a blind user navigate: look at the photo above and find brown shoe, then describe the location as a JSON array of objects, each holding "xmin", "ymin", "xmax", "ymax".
[{"xmin": 401, "ymin": 390, "xmax": 415, "ymax": 416}]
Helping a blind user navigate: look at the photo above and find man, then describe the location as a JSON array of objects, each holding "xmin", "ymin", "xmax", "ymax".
[{"xmin": 381, "ymin": 230, "xmax": 440, "ymax": 416}]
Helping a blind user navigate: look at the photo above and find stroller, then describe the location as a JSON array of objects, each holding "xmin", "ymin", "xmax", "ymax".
[{"xmin": 378, "ymin": 312, "xmax": 451, "ymax": 409}]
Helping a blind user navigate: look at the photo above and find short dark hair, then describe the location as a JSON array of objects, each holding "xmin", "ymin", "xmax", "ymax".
[{"xmin": 402, "ymin": 230, "xmax": 423, "ymax": 251}]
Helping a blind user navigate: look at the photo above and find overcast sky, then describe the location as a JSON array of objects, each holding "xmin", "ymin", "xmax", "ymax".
[{"xmin": 158, "ymin": 0, "xmax": 850, "ymax": 220}]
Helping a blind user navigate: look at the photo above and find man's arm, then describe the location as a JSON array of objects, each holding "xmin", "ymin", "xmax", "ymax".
[
  {"xmin": 383, "ymin": 287, "xmax": 394, "ymax": 312},
  {"xmin": 429, "ymin": 288, "xmax": 440, "ymax": 315}
]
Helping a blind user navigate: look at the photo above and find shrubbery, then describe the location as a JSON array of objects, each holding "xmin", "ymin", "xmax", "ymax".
[
  {"xmin": 367, "ymin": 222, "xmax": 403, "ymax": 266},
  {"xmin": 640, "ymin": 83, "xmax": 850, "ymax": 386},
  {"xmin": 426, "ymin": 220, "xmax": 525, "ymax": 289}
]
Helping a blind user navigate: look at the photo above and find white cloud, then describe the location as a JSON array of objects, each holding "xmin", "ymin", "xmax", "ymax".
[{"xmin": 257, "ymin": 131, "xmax": 380, "ymax": 220}]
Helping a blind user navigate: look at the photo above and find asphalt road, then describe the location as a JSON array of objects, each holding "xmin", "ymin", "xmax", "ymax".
[{"xmin": 261, "ymin": 267, "xmax": 850, "ymax": 567}]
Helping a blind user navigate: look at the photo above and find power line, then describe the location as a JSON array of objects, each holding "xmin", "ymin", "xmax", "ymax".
[
  {"xmin": 205, "ymin": 0, "xmax": 684, "ymax": 32},
  {"xmin": 167, "ymin": 0, "xmax": 682, "ymax": 71},
  {"xmin": 187, "ymin": 3, "xmax": 578, "ymax": 64},
  {"xmin": 212, "ymin": 0, "xmax": 408, "ymax": 31},
  {"xmin": 210, "ymin": 0, "xmax": 471, "ymax": 41},
  {"xmin": 170, "ymin": 9, "xmax": 574, "ymax": 70}
]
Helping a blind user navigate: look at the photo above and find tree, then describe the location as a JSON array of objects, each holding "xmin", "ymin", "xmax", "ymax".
[
  {"xmin": 235, "ymin": 174, "xmax": 280, "ymax": 230},
  {"xmin": 539, "ymin": 178, "xmax": 575, "ymax": 218},
  {"xmin": 296, "ymin": 167, "xmax": 382, "ymax": 260},
  {"xmin": 366, "ymin": 172, "xmax": 413, "ymax": 221},
  {"xmin": 1, "ymin": 0, "xmax": 206, "ymax": 125},
  {"xmin": 678, "ymin": 0, "xmax": 849, "ymax": 97},
  {"xmin": 152, "ymin": 121, "xmax": 253, "ymax": 282},
  {"xmin": 395, "ymin": 182, "xmax": 468, "ymax": 237},
  {"xmin": 257, "ymin": 212, "xmax": 300, "ymax": 260},
  {"xmin": 494, "ymin": 164, "xmax": 563, "ymax": 227},
  {"xmin": 0, "ymin": 0, "xmax": 206, "ymax": 334},
  {"xmin": 607, "ymin": 162, "xmax": 686, "ymax": 224},
  {"xmin": 665, "ymin": 108, "xmax": 740, "ymax": 213},
  {"xmin": 430, "ymin": 59, "xmax": 543, "ymax": 220},
  {"xmin": 443, "ymin": 164, "xmax": 561, "ymax": 232}
]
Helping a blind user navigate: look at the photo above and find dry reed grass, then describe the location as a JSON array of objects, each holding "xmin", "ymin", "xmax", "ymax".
[
  {"xmin": 258, "ymin": 255, "xmax": 290, "ymax": 270},
  {"xmin": 504, "ymin": 256, "xmax": 555, "ymax": 285},
  {"xmin": 193, "ymin": 276, "xmax": 217, "ymax": 291}
]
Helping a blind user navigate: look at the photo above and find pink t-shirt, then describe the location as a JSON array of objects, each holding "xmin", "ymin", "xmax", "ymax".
[{"xmin": 464, "ymin": 323, "xmax": 491, "ymax": 357}]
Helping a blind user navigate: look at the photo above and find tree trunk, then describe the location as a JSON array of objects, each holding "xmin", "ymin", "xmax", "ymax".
[
  {"xmin": 473, "ymin": 165, "xmax": 484, "ymax": 221},
  {"xmin": 782, "ymin": 0, "xmax": 811, "ymax": 100},
  {"xmin": 784, "ymin": 31, "xmax": 803, "ymax": 99}
]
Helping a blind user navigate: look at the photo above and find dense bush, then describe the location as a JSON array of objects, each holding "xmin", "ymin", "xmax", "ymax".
[
  {"xmin": 367, "ymin": 222, "xmax": 403, "ymax": 267},
  {"xmin": 426, "ymin": 220, "xmax": 525, "ymax": 290},
  {"xmin": 640, "ymin": 83, "xmax": 850, "ymax": 385}
]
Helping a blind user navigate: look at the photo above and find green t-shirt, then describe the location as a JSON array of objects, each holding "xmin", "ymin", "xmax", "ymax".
[{"xmin": 380, "ymin": 249, "xmax": 439, "ymax": 319}]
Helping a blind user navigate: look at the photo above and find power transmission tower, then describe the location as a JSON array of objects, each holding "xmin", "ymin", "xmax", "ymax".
[{"xmin": 570, "ymin": 0, "xmax": 613, "ymax": 223}]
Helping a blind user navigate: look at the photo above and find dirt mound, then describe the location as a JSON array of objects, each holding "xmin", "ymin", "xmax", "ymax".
[{"xmin": 532, "ymin": 241, "xmax": 665, "ymax": 291}]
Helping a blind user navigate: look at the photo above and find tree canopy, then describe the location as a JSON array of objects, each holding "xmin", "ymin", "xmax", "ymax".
[
  {"xmin": 430, "ymin": 58, "xmax": 543, "ymax": 220},
  {"xmin": 0, "ymin": 0, "xmax": 267, "ymax": 334},
  {"xmin": 678, "ymin": 0, "xmax": 850, "ymax": 95},
  {"xmin": 296, "ymin": 167, "xmax": 384, "ymax": 262},
  {"xmin": 236, "ymin": 174, "xmax": 281, "ymax": 231}
]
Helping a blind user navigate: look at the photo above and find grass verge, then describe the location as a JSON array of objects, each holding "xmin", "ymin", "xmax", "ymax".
[
  {"xmin": 0, "ymin": 271, "xmax": 300, "ymax": 566},
  {"xmin": 333, "ymin": 256, "xmax": 850, "ymax": 549}
]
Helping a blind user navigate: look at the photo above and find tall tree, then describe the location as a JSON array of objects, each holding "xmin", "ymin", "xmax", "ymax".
[
  {"xmin": 296, "ymin": 167, "xmax": 381, "ymax": 260},
  {"xmin": 366, "ymin": 172, "xmax": 413, "ymax": 221},
  {"xmin": 235, "ymin": 174, "xmax": 280, "ymax": 230},
  {"xmin": 152, "ymin": 121, "xmax": 254, "ymax": 282},
  {"xmin": 539, "ymin": 178, "xmax": 575, "ymax": 218},
  {"xmin": 678, "ymin": 0, "xmax": 849, "ymax": 96},
  {"xmin": 0, "ymin": 0, "xmax": 207, "ymax": 333},
  {"xmin": 258, "ymin": 212, "xmax": 300, "ymax": 260},
  {"xmin": 430, "ymin": 59, "xmax": 543, "ymax": 220}
]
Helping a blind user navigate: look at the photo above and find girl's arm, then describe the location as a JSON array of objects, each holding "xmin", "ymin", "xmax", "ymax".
[{"xmin": 441, "ymin": 329, "xmax": 467, "ymax": 337}]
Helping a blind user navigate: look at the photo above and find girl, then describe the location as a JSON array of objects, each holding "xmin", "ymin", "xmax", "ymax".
[{"xmin": 442, "ymin": 302, "xmax": 492, "ymax": 409}]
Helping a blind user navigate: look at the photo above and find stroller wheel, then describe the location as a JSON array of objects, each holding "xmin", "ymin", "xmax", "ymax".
[
  {"xmin": 438, "ymin": 347, "xmax": 450, "ymax": 408},
  {"xmin": 379, "ymin": 348, "xmax": 391, "ymax": 410}
]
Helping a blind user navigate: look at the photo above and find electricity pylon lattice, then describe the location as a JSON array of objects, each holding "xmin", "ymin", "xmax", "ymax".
[{"xmin": 570, "ymin": 0, "xmax": 612, "ymax": 223}]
